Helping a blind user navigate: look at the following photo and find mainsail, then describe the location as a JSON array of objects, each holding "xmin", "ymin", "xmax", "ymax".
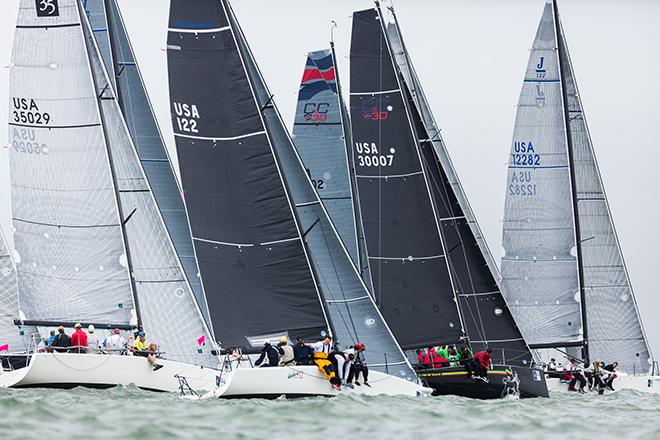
[
  {"xmin": 9, "ymin": 0, "xmax": 216, "ymax": 367},
  {"xmin": 168, "ymin": 0, "xmax": 415, "ymax": 379},
  {"xmin": 502, "ymin": 1, "xmax": 651, "ymax": 373},
  {"xmin": 10, "ymin": 0, "xmax": 136, "ymax": 326},
  {"xmin": 382, "ymin": 6, "xmax": 532, "ymax": 365},
  {"xmin": 84, "ymin": 0, "xmax": 211, "ymax": 328},
  {"xmin": 292, "ymin": 48, "xmax": 372, "ymax": 290},
  {"xmin": 350, "ymin": 6, "xmax": 532, "ymax": 366}
]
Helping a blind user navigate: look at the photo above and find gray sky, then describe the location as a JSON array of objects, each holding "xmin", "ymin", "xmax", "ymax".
[{"xmin": 1, "ymin": 0, "xmax": 659, "ymax": 358}]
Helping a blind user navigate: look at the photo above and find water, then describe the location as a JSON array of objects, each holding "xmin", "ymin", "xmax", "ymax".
[{"xmin": 1, "ymin": 387, "xmax": 659, "ymax": 439}]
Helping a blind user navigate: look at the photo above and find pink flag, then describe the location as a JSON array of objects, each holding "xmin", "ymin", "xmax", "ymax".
[
  {"xmin": 0, "ymin": 344, "xmax": 8, "ymax": 352},
  {"xmin": 197, "ymin": 335, "xmax": 205, "ymax": 346}
]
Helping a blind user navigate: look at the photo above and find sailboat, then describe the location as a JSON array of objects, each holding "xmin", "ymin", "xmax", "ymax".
[
  {"xmin": 502, "ymin": 1, "xmax": 659, "ymax": 394},
  {"xmin": 1, "ymin": 0, "xmax": 218, "ymax": 392},
  {"xmin": 166, "ymin": 0, "xmax": 427, "ymax": 398},
  {"xmin": 347, "ymin": 3, "xmax": 547, "ymax": 399}
]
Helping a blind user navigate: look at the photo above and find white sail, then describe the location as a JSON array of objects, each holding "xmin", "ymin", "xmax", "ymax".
[
  {"xmin": 80, "ymin": 5, "xmax": 217, "ymax": 367},
  {"xmin": 9, "ymin": 0, "xmax": 135, "ymax": 325},
  {"xmin": 557, "ymin": 20, "xmax": 652, "ymax": 372},
  {"xmin": 501, "ymin": 3, "xmax": 582, "ymax": 347},
  {"xmin": 0, "ymin": 227, "xmax": 35, "ymax": 352}
]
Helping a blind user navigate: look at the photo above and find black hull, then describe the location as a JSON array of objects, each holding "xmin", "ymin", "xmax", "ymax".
[{"xmin": 417, "ymin": 364, "xmax": 548, "ymax": 399}]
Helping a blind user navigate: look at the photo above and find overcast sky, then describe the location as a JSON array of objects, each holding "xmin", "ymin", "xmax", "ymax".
[{"xmin": 0, "ymin": 0, "xmax": 658, "ymax": 359}]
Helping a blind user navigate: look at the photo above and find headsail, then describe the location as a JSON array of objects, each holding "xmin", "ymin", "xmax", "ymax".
[
  {"xmin": 350, "ymin": 8, "xmax": 465, "ymax": 350},
  {"xmin": 0, "ymin": 227, "xmax": 34, "ymax": 352},
  {"xmin": 383, "ymin": 6, "xmax": 533, "ymax": 366},
  {"xmin": 85, "ymin": 0, "xmax": 211, "ymax": 328},
  {"xmin": 10, "ymin": 0, "xmax": 135, "ymax": 325},
  {"xmin": 79, "ymin": 4, "xmax": 217, "ymax": 367},
  {"xmin": 556, "ymin": 6, "xmax": 651, "ymax": 372}
]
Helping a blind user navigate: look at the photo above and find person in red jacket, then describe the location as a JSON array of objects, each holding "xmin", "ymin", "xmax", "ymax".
[
  {"xmin": 70, "ymin": 323, "xmax": 88, "ymax": 353},
  {"xmin": 473, "ymin": 347, "xmax": 493, "ymax": 381},
  {"xmin": 429, "ymin": 347, "xmax": 448, "ymax": 368}
]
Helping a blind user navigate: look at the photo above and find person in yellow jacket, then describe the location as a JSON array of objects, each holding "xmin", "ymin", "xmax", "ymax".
[{"xmin": 313, "ymin": 351, "xmax": 342, "ymax": 390}]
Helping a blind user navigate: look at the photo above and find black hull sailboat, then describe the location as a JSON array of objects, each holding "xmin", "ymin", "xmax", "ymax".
[{"xmin": 346, "ymin": 4, "xmax": 548, "ymax": 399}]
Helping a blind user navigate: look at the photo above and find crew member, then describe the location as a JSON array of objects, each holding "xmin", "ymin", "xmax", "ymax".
[
  {"xmin": 70, "ymin": 323, "xmax": 88, "ymax": 353},
  {"xmin": 255, "ymin": 341, "xmax": 279, "ymax": 367}
]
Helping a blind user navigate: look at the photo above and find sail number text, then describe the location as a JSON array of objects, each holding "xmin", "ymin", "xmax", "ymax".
[
  {"xmin": 509, "ymin": 170, "xmax": 536, "ymax": 196},
  {"xmin": 11, "ymin": 127, "xmax": 49, "ymax": 155},
  {"xmin": 173, "ymin": 102, "xmax": 199, "ymax": 133},
  {"xmin": 12, "ymin": 98, "xmax": 50, "ymax": 126},
  {"xmin": 355, "ymin": 142, "xmax": 394, "ymax": 167},
  {"xmin": 511, "ymin": 141, "xmax": 540, "ymax": 167}
]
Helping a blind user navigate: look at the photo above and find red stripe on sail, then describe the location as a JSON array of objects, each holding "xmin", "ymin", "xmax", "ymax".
[{"xmin": 301, "ymin": 67, "xmax": 336, "ymax": 84}]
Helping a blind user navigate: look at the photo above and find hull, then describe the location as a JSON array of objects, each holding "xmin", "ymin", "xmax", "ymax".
[
  {"xmin": 205, "ymin": 366, "xmax": 429, "ymax": 399},
  {"xmin": 0, "ymin": 353, "xmax": 30, "ymax": 371},
  {"xmin": 0, "ymin": 352, "xmax": 218, "ymax": 393},
  {"xmin": 546, "ymin": 373, "xmax": 660, "ymax": 395},
  {"xmin": 417, "ymin": 364, "xmax": 548, "ymax": 399}
]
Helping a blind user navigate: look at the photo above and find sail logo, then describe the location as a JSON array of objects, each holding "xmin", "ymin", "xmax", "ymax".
[
  {"xmin": 11, "ymin": 97, "xmax": 51, "ymax": 126},
  {"xmin": 173, "ymin": 102, "xmax": 199, "ymax": 134},
  {"xmin": 535, "ymin": 85, "xmax": 546, "ymax": 107},
  {"xmin": 535, "ymin": 57, "xmax": 546, "ymax": 78},
  {"xmin": 303, "ymin": 102, "xmax": 330, "ymax": 122},
  {"xmin": 287, "ymin": 371, "xmax": 303, "ymax": 380},
  {"xmin": 355, "ymin": 142, "xmax": 394, "ymax": 167},
  {"xmin": 360, "ymin": 96, "xmax": 391, "ymax": 121},
  {"xmin": 35, "ymin": 0, "xmax": 59, "ymax": 17}
]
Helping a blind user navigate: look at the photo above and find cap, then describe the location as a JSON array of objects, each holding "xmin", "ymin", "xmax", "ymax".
[
  {"xmin": 74, "ymin": 323, "xmax": 82, "ymax": 329},
  {"xmin": 88, "ymin": 325, "xmax": 95, "ymax": 332},
  {"xmin": 113, "ymin": 328, "xmax": 120, "ymax": 334},
  {"xmin": 279, "ymin": 336, "xmax": 288, "ymax": 344},
  {"xmin": 57, "ymin": 326, "xmax": 65, "ymax": 332},
  {"xmin": 354, "ymin": 343, "xmax": 365, "ymax": 351},
  {"xmin": 138, "ymin": 331, "xmax": 146, "ymax": 337}
]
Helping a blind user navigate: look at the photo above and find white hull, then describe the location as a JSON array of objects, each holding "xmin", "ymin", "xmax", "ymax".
[
  {"xmin": 200, "ymin": 365, "xmax": 430, "ymax": 399},
  {"xmin": 0, "ymin": 352, "xmax": 218, "ymax": 392},
  {"xmin": 546, "ymin": 374, "xmax": 660, "ymax": 394}
]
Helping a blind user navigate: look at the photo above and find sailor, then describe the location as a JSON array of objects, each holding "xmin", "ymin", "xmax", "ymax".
[
  {"xmin": 132, "ymin": 331, "xmax": 148, "ymax": 353},
  {"xmin": 86, "ymin": 325, "xmax": 100, "ymax": 354},
  {"xmin": 460, "ymin": 346, "xmax": 478, "ymax": 378},
  {"xmin": 277, "ymin": 337, "xmax": 295, "ymax": 366},
  {"xmin": 567, "ymin": 359, "xmax": 588, "ymax": 393},
  {"xmin": 255, "ymin": 341, "xmax": 280, "ymax": 367},
  {"xmin": 346, "ymin": 343, "xmax": 369, "ymax": 387},
  {"xmin": 473, "ymin": 347, "xmax": 493, "ymax": 381},
  {"xmin": 603, "ymin": 361, "xmax": 618, "ymax": 391},
  {"xmin": 46, "ymin": 330, "xmax": 56, "ymax": 349},
  {"xmin": 145, "ymin": 342, "xmax": 164, "ymax": 371},
  {"xmin": 547, "ymin": 358, "xmax": 558, "ymax": 371},
  {"xmin": 311, "ymin": 335, "xmax": 332, "ymax": 354},
  {"xmin": 105, "ymin": 329, "xmax": 126, "ymax": 354},
  {"xmin": 293, "ymin": 338, "xmax": 315, "ymax": 365},
  {"xmin": 70, "ymin": 323, "xmax": 88, "ymax": 353},
  {"xmin": 51, "ymin": 326, "xmax": 71, "ymax": 353}
]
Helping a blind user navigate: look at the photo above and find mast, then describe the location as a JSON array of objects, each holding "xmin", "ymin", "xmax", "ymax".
[
  {"xmin": 552, "ymin": 0, "xmax": 588, "ymax": 361},
  {"xmin": 374, "ymin": 2, "xmax": 468, "ymax": 340},
  {"xmin": 77, "ymin": 0, "xmax": 142, "ymax": 330}
]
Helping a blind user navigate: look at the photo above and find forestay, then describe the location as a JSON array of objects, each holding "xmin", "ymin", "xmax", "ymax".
[
  {"xmin": 85, "ymin": 0, "xmax": 212, "ymax": 328},
  {"xmin": 383, "ymin": 7, "xmax": 532, "ymax": 366},
  {"xmin": 227, "ymin": 3, "xmax": 415, "ymax": 379},
  {"xmin": 556, "ymin": 11, "xmax": 651, "ymax": 372},
  {"xmin": 10, "ymin": 0, "xmax": 135, "ymax": 325},
  {"xmin": 350, "ymin": 8, "xmax": 465, "ymax": 350}
]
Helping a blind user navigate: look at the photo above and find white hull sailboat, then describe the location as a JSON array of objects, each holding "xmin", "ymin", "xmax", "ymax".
[
  {"xmin": 0, "ymin": 352, "xmax": 218, "ymax": 392},
  {"xmin": 545, "ymin": 374, "xmax": 660, "ymax": 395},
  {"xmin": 194, "ymin": 366, "xmax": 428, "ymax": 399}
]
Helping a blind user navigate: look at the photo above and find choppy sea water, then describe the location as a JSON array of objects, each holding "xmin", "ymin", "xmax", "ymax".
[{"xmin": 1, "ymin": 387, "xmax": 659, "ymax": 440}]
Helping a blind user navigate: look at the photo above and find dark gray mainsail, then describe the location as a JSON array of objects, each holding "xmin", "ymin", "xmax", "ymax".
[
  {"xmin": 168, "ymin": 0, "xmax": 415, "ymax": 379},
  {"xmin": 502, "ymin": 1, "xmax": 651, "ymax": 373},
  {"xmin": 84, "ymin": 0, "xmax": 211, "ymax": 327},
  {"xmin": 382, "ymin": 6, "xmax": 532, "ymax": 365},
  {"xmin": 349, "ymin": 8, "xmax": 466, "ymax": 351}
]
